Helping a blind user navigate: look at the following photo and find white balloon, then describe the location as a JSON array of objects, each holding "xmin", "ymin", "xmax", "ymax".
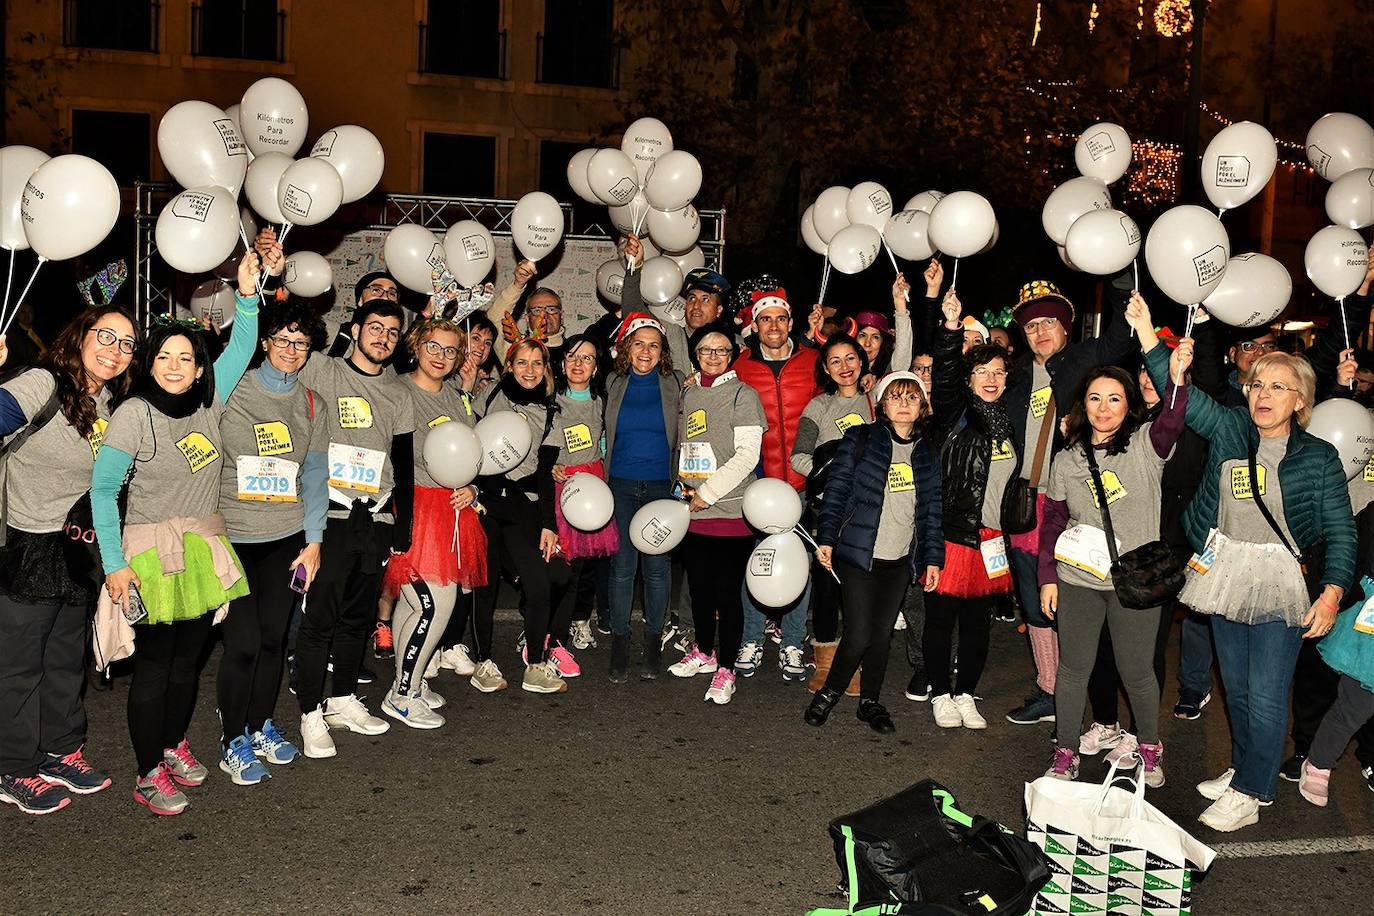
[
  {"xmin": 1306, "ymin": 112, "xmax": 1374, "ymax": 182},
  {"xmin": 1308, "ymin": 400, "xmax": 1374, "ymax": 482},
  {"xmin": 1201, "ymin": 253, "xmax": 1291, "ymax": 328},
  {"xmin": 742, "ymin": 477, "xmax": 803, "ymax": 534},
  {"xmin": 1325, "ymin": 168, "xmax": 1374, "ymax": 230},
  {"xmin": 276, "ymin": 157, "xmax": 343, "ymax": 227},
  {"xmin": 0, "ymin": 146, "xmax": 49, "ymax": 250},
  {"xmin": 1074, "ymin": 122, "xmax": 1132, "ymax": 184},
  {"xmin": 979, "ymin": 220, "xmax": 1001, "ymax": 256},
  {"xmin": 157, "ymin": 100, "xmax": 249, "ymax": 195},
  {"xmin": 384, "ymin": 223, "xmax": 445, "ymax": 294},
  {"xmin": 827, "ymin": 223, "xmax": 882, "ymax": 275},
  {"xmin": 475, "ymin": 411, "xmax": 533, "ymax": 473},
  {"xmin": 1304, "ymin": 225, "xmax": 1369, "ymax": 299},
  {"xmin": 510, "ymin": 191, "xmax": 564, "ymax": 262},
  {"xmin": 223, "ymin": 104, "xmax": 246, "ymax": 152},
  {"xmin": 882, "ymin": 209, "xmax": 934, "ymax": 261},
  {"xmin": 621, "ymin": 117, "xmax": 673, "ymax": 184},
  {"xmin": 664, "ymin": 245, "xmax": 705, "ymax": 275},
  {"xmin": 845, "ymin": 181, "xmax": 893, "ymax": 230},
  {"xmin": 309, "ymin": 125, "xmax": 384, "ymax": 203},
  {"xmin": 283, "ymin": 251, "xmax": 333, "ymax": 297},
  {"xmin": 1063, "ymin": 208, "xmax": 1141, "ymax": 276},
  {"xmin": 800, "ymin": 205, "xmax": 827, "ymax": 255},
  {"xmin": 639, "ymin": 256, "xmax": 683, "ymax": 305},
  {"xmin": 443, "ymin": 220, "xmax": 496, "ymax": 289},
  {"xmin": 904, "ymin": 190, "xmax": 945, "ymax": 214},
  {"xmin": 155, "ymin": 185, "xmax": 240, "ymax": 274},
  {"xmin": 608, "ymin": 189, "xmax": 649, "ymax": 235},
  {"xmin": 1057, "ymin": 244, "xmax": 1081, "ymax": 272},
  {"xmin": 628, "ymin": 498, "xmax": 690, "ymax": 555},
  {"xmin": 243, "ymin": 152, "xmax": 292, "ymax": 225},
  {"xmin": 1042, "ymin": 176, "xmax": 1112, "ymax": 246},
  {"xmin": 644, "ymin": 149, "xmax": 701, "ymax": 211},
  {"xmin": 422, "ymin": 420, "xmax": 484, "ymax": 489},
  {"xmin": 596, "ymin": 258, "xmax": 625, "ymax": 304},
  {"xmin": 586, "ymin": 148, "xmax": 640, "ymax": 205},
  {"xmin": 647, "ymin": 204, "xmax": 700, "ymax": 252},
  {"xmin": 1143, "ymin": 205, "xmax": 1230, "ymax": 305},
  {"xmin": 566, "ymin": 148, "xmax": 600, "ymax": 204},
  {"xmin": 813, "ymin": 186, "xmax": 851, "ymax": 243},
  {"xmin": 1202, "ymin": 121, "xmax": 1278, "ymax": 213},
  {"xmin": 928, "ymin": 191, "xmax": 996, "ymax": 259},
  {"xmin": 188, "ymin": 279, "xmax": 237, "ymax": 328},
  {"xmin": 239, "ymin": 77, "xmax": 309, "ymax": 157},
  {"xmin": 746, "ymin": 531, "xmax": 809, "ymax": 607},
  {"xmin": 560, "ymin": 473, "xmax": 614, "ymax": 531},
  {"xmin": 20, "ymin": 155, "xmax": 121, "ymax": 262}
]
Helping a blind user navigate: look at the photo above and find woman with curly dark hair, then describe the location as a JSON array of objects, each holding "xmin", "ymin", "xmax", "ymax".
[{"xmin": 0, "ymin": 305, "xmax": 141, "ymax": 816}]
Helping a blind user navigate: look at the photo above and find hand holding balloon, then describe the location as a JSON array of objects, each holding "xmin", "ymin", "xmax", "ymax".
[
  {"xmin": 923, "ymin": 258, "xmax": 943, "ymax": 296},
  {"xmin": 816, "ymin": 545, "xmax": 833, "ymax": 572},
  {"xmin": 238, "ymin": 251, "xmax": 263, "ymax": 297},
  {"xmin": 891, "ymin": 273, "xmax": 911, "ymax": 311},
  {"xmin": 807, "ymin": 303, "xmax": 824, "ymax": 341},
  {"xmin": 1338, "ymin": 349, "xmax": 1358, "ymax": 388},
  {"xmin": 623, "ymin": 235, "xmax": 643, "ymax": 269},
  {"xmin": 450, "ymin": 486, "xmax": 476, "ymax": 511},
  {"xmin": 1170, "ymin": 337, "xmax": 1195, "ymax": 385},
  {"xmin": 941, "ymin": 290, "xmax": 962, "ymax": 328},
  {"xmin": 1124, "ymin": 291, "xmax": 1154, "ymax": 339}
]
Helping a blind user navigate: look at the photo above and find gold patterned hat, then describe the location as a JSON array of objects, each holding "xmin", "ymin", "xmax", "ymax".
[{"xmin": 1012, "ymin": 280, "xmax": 1075, "ymax": 328}]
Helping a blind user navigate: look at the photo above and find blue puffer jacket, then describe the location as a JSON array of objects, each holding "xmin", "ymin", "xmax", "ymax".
[{"xmin": 816, "ymin": 422, "xmax": 944, "ymax": 577}]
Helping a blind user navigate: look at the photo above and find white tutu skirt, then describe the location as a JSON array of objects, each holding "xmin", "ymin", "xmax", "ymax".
[{"xmin": 1179, "ymin": 534, "xmax": 1309, "ymax": 626}]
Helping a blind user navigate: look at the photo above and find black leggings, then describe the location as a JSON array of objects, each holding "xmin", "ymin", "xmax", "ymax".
[
  {"xmin": 681, "ymin": 531, "xmax": 753, "ymax": 670},
  {"xmin": 128, "ymin": 614, "xmax": 213, "ymax": 774},
  {"xmin": 810, "ymin": 555, "xmax": 842, "ymax": 643},
  {"xmin": 217, "ymin": 534, "xmax": 302, "ymax": 744},
  {"xmin": 551, "ymin": 558, "xmax": 588, "ymax": 645},
  {"xmin": 474, "ymin": 495, "xmax": 571, "ymax": 665},
  {"xmin": 825, "ymin": 558, "xmax": 909, "ymax": 701},
  {"xmin": 923, "ymin": 592, "xmax": 993, "ymax": 697}
]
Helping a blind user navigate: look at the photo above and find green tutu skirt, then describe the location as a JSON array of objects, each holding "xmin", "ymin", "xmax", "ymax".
[{"xmin": 128, "ymin": 533, "xmax": 248, "ymax": 626}]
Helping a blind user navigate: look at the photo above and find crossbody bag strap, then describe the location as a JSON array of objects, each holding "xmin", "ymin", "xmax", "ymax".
[
  {"xmin": 1247, "ymin": 438, "xmax": 1301, "ymax": 561},
  {"xmin": 1083, "ymin": 443, "xmax": 1122, "ymax": 567},
  {"xmin": 1027, "ymin": 391, "xmax": 1056, "ymax": 489}
]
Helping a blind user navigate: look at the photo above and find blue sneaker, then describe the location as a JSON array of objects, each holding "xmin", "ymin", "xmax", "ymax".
[
  {"xmin": 38, "ymin": 745, "xmax": 111, "ymax": 794},
  {"xmin": 251, "ymin": 720, "xmax": 299, "ymax": 765},
  {"xmin": 1006, "ymin": 689, "xmax": 1057, "ymax": 725},
  {"xmin": 0, "ymin": 773, "xmax": 70, "ymax": 815},
  {"xmin": 219, "ymin": 735, "xmax": 270, "ymax": 786},
  {"xmin": 735, "ymin": 641, "xmax": 763, "ymax": 677}
]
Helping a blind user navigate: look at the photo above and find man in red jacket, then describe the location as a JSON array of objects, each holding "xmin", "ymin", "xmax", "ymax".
[{"xmin": 732, "ymin": 287, "xmax": 820, "ymax": 679}]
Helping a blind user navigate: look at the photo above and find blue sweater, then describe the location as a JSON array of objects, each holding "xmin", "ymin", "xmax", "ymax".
[{"xmin": 609, "ymin": 369, "xmax": 670, "ymax": 480}]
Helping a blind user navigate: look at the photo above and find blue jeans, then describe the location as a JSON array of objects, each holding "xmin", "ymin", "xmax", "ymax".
[
  {"xmin": 1211, "ymin": 617, "xmax": 1304, "ymax": 802},
  {"xmin": 608, "ymin": 478, "xmax": 672, "ymax": 638},
  {"xmin": 742, "ymin": 573, "xmax": 811, "ymax": 651},
  {"xmin": 1011, "ymin": 547, "xmax": 1053, "ymax": 628},
  {"xmin": 1177, "ymin": 610, "xmax": 1215, "ymax": 702}
]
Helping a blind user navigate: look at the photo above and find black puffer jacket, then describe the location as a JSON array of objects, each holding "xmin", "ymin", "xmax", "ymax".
[{"xmin": 929, "ymin": 326, "xmax": 1024, "ymax": 549}]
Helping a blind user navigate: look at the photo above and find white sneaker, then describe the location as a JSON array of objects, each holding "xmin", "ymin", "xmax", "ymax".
[
  {"xmin": 1079, "ymin": 722, "xmax": 1126, "ymax": 756},
  {"xmin": 470, "ymin": 659, "xmax": 507, "ymax": 693},
  {"xmin": 382, "ymin": 690, "xmax": 445, "ymax": 730},
  {"xmin": 323, "ymin": 695, "xmax": 390, "ymax": 735},
  {"xmin": 668, "ymin": 646, "xmax": 719, "ymax": 678},
  {"xmin": 952, "ymin": 694, "xmax": 987, "ymax": 730},
  {"xmin": 1199, "ymin": 787, "xmax": 1261, "ymax": 832},
  {"xmin": 570, "ymin": 619, "xmax": 597, "ymax": 650},
  {"xmin": 704, "ymin": 668, "xmax": 736, "ymax": 705},
  {"xmin": 931, "ymin": 694, "xmax": 962, "ymax": 728},
  {"xmin": 440, "ymin": 644, "xmax": 476, "ymax": 676},
  {"xmin": 300, "ymin": 708, "xmax": 336, "ymax": 759},
  {"xmin": 424, "ymin": 652, "xmax": 442, "ymax": 680},
  {"xmin": 419, "ymin": 679, "xmax": 446, "ymax": 709},
  {"xmin": 1104, "ymin": 733, "xmax": 1140, "ymax": 768},
  {"xmin": 1196, "ymin": 768, "xmax": 1236, "ymax": 800},
  {"xmin": 734, "ymin": 641, "xmax": 763, "ymax": 677}
]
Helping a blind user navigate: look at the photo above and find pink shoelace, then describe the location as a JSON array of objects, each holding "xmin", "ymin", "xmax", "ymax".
[{"xmin": 168, "ymin": 740, "xmax": 200, "ymax": 770}]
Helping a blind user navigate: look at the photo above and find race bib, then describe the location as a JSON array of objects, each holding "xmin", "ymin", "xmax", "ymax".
[
  {"xmin": 175, "ymin": 432, "xmax": 220, "ymax": 473},
  {"xmin": 834, "ymin": 413, "xmax": 865, "ymax": 434},
  {"xmin": 1086, "ymin": 469, "xmax": 1127, "ymax": 507},
  {"xmin": 252, "ymin": 420, "xmax": 294, "ymax": 457},
  {"xmin": 1030, "ymin": 386, "xmax": 1053, "ymax": 419},
  {"xmin": 990, "ymin": 438, "xmax": 1014, "ymax": 461},
  {"xmin": 88, "ymin": 417, "xmax": 107, "ymax": 459},
  {"xmin": 888, "ymin": 462, "xmax": 915, "ymax": 492},
  {"xmin": 1053, "ymin": 524, "xmax": 1120, "ymax": 581},
  {"xmin": 563, "ymin": 422, "xmax": 593, "ymax": 454},
  {"xmin": 328, "ymin": 442, "xmax": 385, "ymax": 493},
  {"xmin": 679, "ymin": 441, "xmax": 716, "ymax": 481},
  {"xmin": 236, "ymin": 456, "xmax": 300, "ymax": 502},
  {"xmin": 1355, "ymin": 594, "xmax": 1374, "ymax": 635},
  {"xmin": 1187, "ymin": 528, "xmax": 1223, "ymax": 576},
  {"xmin": 427, "ymin": 415, "xmax": 452, "ymax": 429},
  {"xmin": 1230, "ymin": 465, "xmax": 1266, "ymax": 499},
  {"xmin": 980, "ymin": 535, "xmax": 1010, "ymax": 579},
  {"xmin": 686, "ymin": 408, "xmax": 707, "ymax": 439},
  {"xmin": 337, "ymin": 396, "xmax": 374, "ymax": 429}
]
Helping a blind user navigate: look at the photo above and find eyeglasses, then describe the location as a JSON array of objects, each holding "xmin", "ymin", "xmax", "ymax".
[
  {"xmin": 364, "ymin": 284, "xmax": 399, "ymax": 301},
  {"xmin": 527, "ymin": 305, "xmax": 562, "ymax": 316},
  {"xmin": 884, "ymin": 393, "xmax": 925, "ymax": 405},
  {"xmin": 268, "ymin": 335, "xmax": 310, "ymax": 352},
  {"xmin": 695, "ymin": 347, "xmax": 732, "ymax": 358},
  {"xmin": 971, "ymin": 367, "xmax": 1007, "ymax": 380},
  {"xmin": 1238, "ymin": 341, "xmax": 1279, "ymax": 354},
  {"xmin": 88, "ymin": 327, "xmax": 137, "ymax": 355},
  {"xmin": 364, "ymin": 321, "xmax": 400, "ymax": 341},
  {"xmin": 422, "ymin": 340, "xmax": 460, "ymax": 360},
  {"xmin": 912, "ymin": 364, "xmax": 933, "ymax": 376},
  {"xmin": 1023, "ymin": 317, "xmax": 1059, "ymax": 334},
  {"xmin": 1244, "ymin": 380, "xmax": 1296, "ymax": 396},
  {"xmin": 564, "ymin": 353, "xmax": 596, "ymax": 365}
]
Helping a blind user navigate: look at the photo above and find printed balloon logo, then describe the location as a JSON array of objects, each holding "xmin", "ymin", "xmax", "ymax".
[{"xmin": 1192, "ymin": 246, "xmax": 1227, "ymax": 287}]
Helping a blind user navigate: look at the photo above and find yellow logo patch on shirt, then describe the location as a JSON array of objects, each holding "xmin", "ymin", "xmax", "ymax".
[
  {"xmin": 888, "ymin": 462, "xmax": 915, "ymax": 493},
  {"xmin": 88, "ymin": 417, "xmax": 108, "ymax": 459},
  {"xmin": 686, "ymin": 408, "xmax": 707, "ymax": 439},
  {"xmin": 990, "ymin": 438, "xmax": 1014, "ymax": 461},
  {"xmin": 1364, "ymin": 451, "xmax": 1374, "ymax": 483},
  {"xmin": 337, "ymin": 396, "xmax": 374, "ymax": 429},
  {"xmin": 175, "ymin": 432, "xmax": 220, "ymax": 473},
  {"xmin": 253, "ymin": 421, "xmax": 294, "ymax": 456},
  {"xmin": 834, "ymin": 413, "xmax": 865, "ymax": 434},
  {"xmin": 563, "ymin": 422, "xmax": 593, "ymax": 453},
  {"xmin": 1086, "ymin": 469, "xmax": 1127, "ymax": 507},
  {"xmin": 1231, "ymin": 465, "xmax": 1267, "ymax": 499},
  {"xmin": 427, "ymin": 415, "xmax": 452, "ymax": 429},
  {"xmin": 1030, "ymin": 386, "xmax": 1053, "ymax": 419}
]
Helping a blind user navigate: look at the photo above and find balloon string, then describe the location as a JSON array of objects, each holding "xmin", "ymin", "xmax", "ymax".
[
  {"xmin": 882, "ymin": 239, "xmax": 899, "ymax": 273},
  {"xmin": 0, "ymin": 259, "xmax": 46, "ymax": 339},
  {"xmin": 1132, "ymin": 258, "xmax": 1139, "ymax": 294},
  {"xmin": 818, "ymin": 259, "xmax": 831, "ymax": 305},
  {"xmin": 2, "ymin": 247, "xmax": 13, "ymax": 320},
  {"xmin": 1339, "ymin": 295, "xmax": 1354, "ymax": 390},
  {"xmin": 278, "ymin": 222, "xmax": 293, "ymax": 246},
  {"xmin": 951, "ymin": 258, "xmax": 960, "ymax": 290},
  {"xmin": 792, "ymin": 525, "xmax": 841, "ymax": 584},
  {"xmin": 452, "ymin": 505, "xmax": 461, "ymax": 555},
  {"xmin": 1171, "ymin": 303, "xmax": 1197, "ymax": 409}
]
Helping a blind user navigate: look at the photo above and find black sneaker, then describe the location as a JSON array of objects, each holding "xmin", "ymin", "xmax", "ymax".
[
  {"xmin": 1006, "ymin": 689, "xmax": 1056, "ymax": 725},
  {"xmin": 1173, "ymin": 691, "xmax": 1211, "ymax": 721},
  {"xmin": 356, "ymin": 664, "xmax": 376, "ymax": 686},
  {"xmin": 595, "ymin": 616, "xmax": 613, "ymax": 637},
  {"xmin": 857, "ymin": 699, "xmax": 896, "ymax": 734},
  {"xmin": 904, "ymin": 671, "xmax": 930, "ymax": 702},
  {"xmin": 1279, "ymin": 753, "xmax": 1306, "ymax": 783}
]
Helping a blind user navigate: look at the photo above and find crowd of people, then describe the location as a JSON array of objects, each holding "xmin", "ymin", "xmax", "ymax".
[{"xmin": 1, "ymin": 226, "xmax": 1372, "ymax": 841}]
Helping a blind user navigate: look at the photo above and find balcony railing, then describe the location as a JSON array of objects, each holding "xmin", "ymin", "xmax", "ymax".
[
  {"xmin": 535, "ymin": 32, "xmax": 620, "ymax": 90},
  {"xmin": 63, "ymin": 0, "xmax": 161, "ymax": 53},
  {"xmin": 418, "ymin": 22, "xmax": 506, "ymax": 80},
  {"xmin": 190, "ymin": 3, "xmax": 286, "ymax": 63}
]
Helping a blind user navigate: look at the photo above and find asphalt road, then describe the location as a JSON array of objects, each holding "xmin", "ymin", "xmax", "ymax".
[{"xmin": 5, "ymin": 615, "xmax": 1374, "ymax": 915}]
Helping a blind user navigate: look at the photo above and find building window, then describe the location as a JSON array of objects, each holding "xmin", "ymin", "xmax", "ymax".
[
  {"xmin": 191, "ymin": 0, "xmax": 284, "ymax": 62},
  {"xmin": 538, "ymin": 0, "xmax": 616, "ymax": 89},
  {"xmin": 72, "ymin": 110, "xmax": 151, "ymax": 186},
  {"xmin": 63, "ymin": 0, "xmax": 160, "ymax": 53},
  {"xmin": 422, "ymin": 133, "xmax": 496, "ymax": 198},
  {"xmin": 420, "ymin": 1, "xmax": 504, "ymax": 79},
  {"xmin": 537, "ymin": 139, "xmax": 587, "ymax": 202}
]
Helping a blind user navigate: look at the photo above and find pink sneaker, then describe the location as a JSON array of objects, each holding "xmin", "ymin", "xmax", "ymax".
[
  {"xmin": 162, "ymin": 739, "xmax": 208, "ymax": 787},
  {"xmin": 669, "ymin": 646, "xmax": 719, "ymax": 677},
  {"xmin": 705, "ymin": 668, "xmax": 736, "ymax": 704},
  {"xmin": 1045, "ymin": 746, "xmax": 1079, "ymax": 780},
  {"xmin": 1137, "ymin": 741, "xmax": 1165, "ymax": 788},
  {"xmin": 134, "ymin": 762, "xmax": 189, "ymax": 815},
  {"xmin": 1299, "ymin": 759, "xmax": 1331, "ymax": 807},
  {"xmin": 1104, "ymin": 733, "xmax": 1140, "ymax": 768},
  {"xmin": 549, "ymin": 643, "xmax": 581, "ymax": 678}
]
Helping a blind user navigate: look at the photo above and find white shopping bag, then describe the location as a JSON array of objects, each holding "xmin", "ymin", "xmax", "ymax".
[{"xmin": 1024, "ymin": 763, "xmax": 1216, "ymax": 916}]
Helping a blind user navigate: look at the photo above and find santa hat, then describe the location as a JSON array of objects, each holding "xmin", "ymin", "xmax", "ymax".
[
  {"xmin": 613, "ymin": 311, "xmax": 665, "ymax": 356},
  {"xmin": 749, "ymin": 287, "xmax": 790, "ymax": 321}
]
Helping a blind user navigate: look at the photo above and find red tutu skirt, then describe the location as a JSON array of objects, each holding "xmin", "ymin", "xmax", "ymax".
[
  {"xmin": 555, "ymin": 460, "xmax": 620, "ymax": 559},
  {"xmin": 1007, "ymin": 492, "xmax": 1046, "ymax": 557},
  {"xmin": 936, "ymin": 529, "xmax": 1012, "ymax": 598},
  {"xmin": 383, "ymin": 486, "xmax": 488, "ymax": 596}
]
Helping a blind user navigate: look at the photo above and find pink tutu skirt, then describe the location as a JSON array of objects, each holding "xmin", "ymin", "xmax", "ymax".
[
  {"xmin": 555, "ymin": 460, "xmax": 620, "ymax": 559},
  {"xmin": 383, "ymin": 486, "xmax": 488, "ymax": 596}
]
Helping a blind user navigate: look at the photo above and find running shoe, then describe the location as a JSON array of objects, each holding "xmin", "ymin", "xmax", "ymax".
[
  {"xmin": 549, "ymin": 643, "xmax": 581, "ymax": 678},
  {"xmin": 1006, "ymin": 689, "xmax": 1056, "ymax": 725},
  {"xmin": 1104, "ymin": 733, "xmax": 1139, "ymax": 768},
  {"xmin": 219, "ymin": 735, "xmax": 271, "ymax": 786},
  {"xmin": 1300, "ymin": 760, "xmax": 1330, "ymax": 807},
  {"xmin": 300, "ymin": 708, "xmax": 336, "ymax": 759},
  {"xmin": 1045, "ymin": 747, "xmax": 1080, "ymax": 780},
  {"xmin": 383, "ymin": 690, "xmax": 445, "ymax": 729},
  {"xmin": 424, "ymin": 652, "xmax": 442, "ymax": 680},
  {"xmin": 37, "ymin": 745, "xmax": 111, "ymax": 794},
  {"xmin": 0, "ymin": 773, "xmax": 70, "ymax": 815},
  {"xmin": 952, "ymin": 694, "xmax": 987, "ymax": 730},
  {"xmin": 704, "ymin": 668, "xmax": 736, "ymax": 705},
  {"xmin": 373, "ymin": 621, "xmax": 395, "ymax": 659},
  {"xmin": 904, "ymin": 672, "xmax": 930, "ymax": 702},
  {"xmin": 1279, "ymin": 753, "xmax": 1306, "ymax": 783},
  {"xmin": 1198, "ymin": 788, "xmax": 1260, "ymax": 832},
  {"xmin": 251, "ymin": 720, "xmax": 299, "ymax": 765},
  {"xmin": 660, "ymin": 617, "xmax": 683, "ymax": 652},
  {"xmin": 595, "ymin": 616, "xmax": 613, "ymax": 637},
  {"xmin": 931, "ymin": 694, "xmax": 962, "ymax": 728},
  {"xmin": 471, "ymin": 659, "xmax": 507, "ymax": 693},
  {"xmin": 668, "ymin": 646, "xmax": 719, "ymax": 678},
  {"xmin": 440, "ymin": 644, "xmax": 477, "ymax": 676},
  {"xmin": 356, "ymin": 663, "xmax": 376, "ymax": 686},
  {"xmin": 419, "ymin": 679, "xmax": 446, "ymax": 709},
  {"xmin": 522, "ymin": 660, "xmax": 568, "ymax": 694},
  {"xmin": 779, "ymin": 645, "xmax": 810, "ymax": 681},
  {"xmin": 735, "ymin": 641, "xmax": 763, "ymax": 677},
  {"xmin": 323, "ymin": 695, "xmax": 390, "ymax": 735},
  {"xmin": 1173, "ymin": 691, "xmax": 1211, "ymax": 720},
  {"xmin": 764, "ymin": 619, "xmax": 782, "ymax": 645},
  {"xmin": 162, "ymin": 739, "xmax": 208, "ymax": 786},
  {"xmin": 1079, "ymin": 722, "xmax": 1125, "ymax": 756},
  {"xmin": 570, "ymin": 619, "xmax": 597, "ymax": 650},
  {"xmin": 133, "ymin": 763, "xmax": 188, "ymax": 816},
  {"xmin": 1138, "ymin": 741, "xmax": 1165, "ymax": 788}
]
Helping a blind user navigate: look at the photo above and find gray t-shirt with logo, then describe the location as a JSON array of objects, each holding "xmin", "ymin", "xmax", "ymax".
[
  {"xmin": 483, "ymin": 390, "xmax": 552, "ymax": 483},
  {"xmin": 1021, "ymin": 362, "xmax": 1055, "ymax": 482},
  {"xmin": 103, "ymin": 398, "xmax": 228, "ymax": 525},
  {"xmin": 543, "ymin": 392, "xmax": 606, "ymax": 467},
  {"xmin": 981, "ymin": 437, "xmax": 1018, "ymax": 529},
  {"xmin": 677, "ymin": 376, "xmax": 767, "ymax": 521},
  {"xmin": 874, "ymin": 438, "xmax": 918, "ymax": 561},
  {"xmin": 1218, "ymin": 436, "xmax": 1293, "ymax": 545}
]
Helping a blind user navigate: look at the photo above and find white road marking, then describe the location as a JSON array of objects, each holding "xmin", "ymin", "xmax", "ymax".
[{"xmin": 1214, "ymin": 835, "xmax": 1374, "ymax": 858}]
